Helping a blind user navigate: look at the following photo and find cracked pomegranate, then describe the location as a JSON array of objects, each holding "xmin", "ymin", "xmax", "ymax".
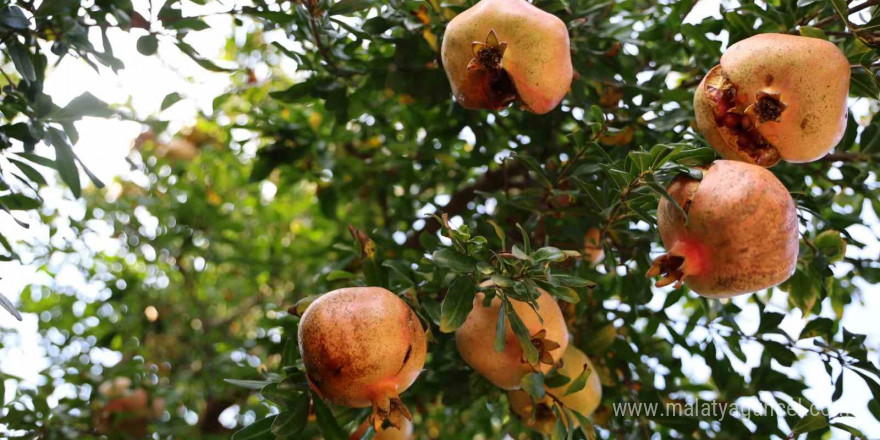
[
  {"xmin": 456, "ymin": 287, "xmax": 568, "ymax": 389},
  {"xmin": 298, "ymin": 287, "xmax": 427, "ymax": 431},
  {"xmin": 508, "ymin": 346, "xmax": 602, "ymax": 434},
  {"xmin": 648, "ymin": 160, "xmax": 798, "ymax": 297},
  {"xmin": 441, "ymin": 0, "xmax": 573, "ymax": 114},
  {"xmin": 694, "ymin": 33, "xmax": 849, "ymax": 167}
]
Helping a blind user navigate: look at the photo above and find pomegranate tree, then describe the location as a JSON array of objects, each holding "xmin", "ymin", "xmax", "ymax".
[
  {"xmin": 455, "ymin": 287, "xmax": 568, "ymax": 389},
  {"xmin": 298, "ymin": 287, "xmax": 427, "ymax": 430},
  {"xmin": 441, "ymin": 0, "xmax": 573, "ymax": 114},
  {"xmin": 694, "ymin": 33, "xmax": 850, "ymax": 167},
  {"xmin": 648, "ymin": 160, "xmax": 798, "ymax": 297}
]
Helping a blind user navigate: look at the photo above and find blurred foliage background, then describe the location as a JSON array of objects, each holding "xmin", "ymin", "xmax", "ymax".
[{"xmin": 0, "ymin": 0, "xmax": 879, "ymax": 438}]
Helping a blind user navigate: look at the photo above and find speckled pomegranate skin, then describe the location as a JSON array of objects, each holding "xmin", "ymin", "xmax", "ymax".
[
  {"xmin": 657, "ymin": 160, "xmax": 798, "ymax": 297},
  {"xmin": 694, "ymin": 34, "xmax": 850, "ymax": 165},
  {"xmin": 297, "ymin": 287, "xmax": 427, "ymax": 408},
  {"xmin": 441, "ymin": 0, "xmax": 573, "ymax": 114},
  {"xmin": 455, "ymin": 288, "xmax": 568, "ymax": 389}
]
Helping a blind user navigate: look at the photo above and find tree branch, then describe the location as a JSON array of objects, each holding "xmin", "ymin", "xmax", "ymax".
[{"xmin": 403, "ymin": 161, "xmax": 527, "ymax": 248}]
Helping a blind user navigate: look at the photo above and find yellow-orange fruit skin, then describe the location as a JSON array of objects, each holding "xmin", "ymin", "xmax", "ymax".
[
  {"xmin": 694, "ymin": 34, "xmax": 849, "ymax": 165},
  {"xmin": 93, "ymin": 388, "xmax": 164, "ymax": 437},
  {"xmin": 297, "ymin": 287, "xmax": 427, "ymax": 408},
  {"xmin": 455, "ymin": 289, "xmax": 568, "ymax": 389},
  {"xmin": 508, "ymin": 347, "xmax": 602, "ymax": 434},
  {"xmin": 441, "ymin": 0, "xmax": 573, "ymax": 114},
  {"xmin": 657, "ymin": 160, "xmax": 798, "ymax": 297},
  {"xmin": 583, "ymin": 228, "xmax": 604, "ymax": 266}
]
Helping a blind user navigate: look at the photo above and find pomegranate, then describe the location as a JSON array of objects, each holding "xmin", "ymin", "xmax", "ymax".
[
  {"xmin": 583, "ymin": 228, "xmax": 604, "ymax": 266},
  {"xmin": 350, "ymin": 417, "xmax": 414, "ymax": 440},
  {"xmin": 648, "ymin": 160, "xmax": 798, "ymax": 297},
  {"xmin": 298, "ymin": 287, "xmax": 427, "ymax": 430},
  {"xmin": 455, "ymin": 287, "xmax": 568, "ymax": 389},
  {"xmin": 440, "ymin": 0, "xmax": 573, "ymax": 114},
  {"xmin": 694, "ymin": 33, "xmax": 849, "ymax": 166},
  {"xmin": 93, "ymin": 378, "xmax": 164, "ymax": 436},
  {"xmin": 508, "ymin": 346, "xmax": 602, "ymax": 434}
]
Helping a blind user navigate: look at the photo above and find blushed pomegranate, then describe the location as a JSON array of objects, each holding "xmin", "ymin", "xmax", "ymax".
[
  {"xmin": 648, "ymin": 160, "xmax": 798, "ymax": 297},
  {"xmin": 298, "ymin": 287, "xmax": 427, "ymax": 430},
  {"xmin": 508, "ymin": 346, "xmax": 602, "ymax": 434},
  {"xmin": 455, "ymin": 287, "xmax": 568, "ymax": 389},
  {"xmin": 694, "ymin": 34, "xmax": 850, "ymax": 166},
  {"xmin": 441, "ymin": 0, "xmax": 573, "ymax": 114}
]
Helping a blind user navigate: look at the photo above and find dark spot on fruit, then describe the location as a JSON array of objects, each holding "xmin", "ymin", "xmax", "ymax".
[
  {"xmin": 765, "ymin": 74, "xmax": 774, "ymax": 86},
  {"xmin": 801, "ymin": 119, "xmax": 808, "ymax": 129}
]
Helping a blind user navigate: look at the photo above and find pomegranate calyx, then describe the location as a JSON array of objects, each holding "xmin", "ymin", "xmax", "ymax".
[
  {"xmin": 647, "ymin": 253, "xmax": 687, "ymax": 288},
  {"xmin": 524, "ymin": 329, "xmax": 563, "ymax": 367},
  {"xmin": 746, "ymin": 90, "xmax": 787, "ymax": 124},
  {"xmin": 468, "ymin": 29, "xmax": 507, "ymax": 72},
  {"xmin": 370, "ymin": 391, "xmax": 412, "ymax": 432}
]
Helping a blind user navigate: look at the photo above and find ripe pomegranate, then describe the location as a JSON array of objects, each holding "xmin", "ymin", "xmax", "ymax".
[
  {"xmin": 298, "ymin": 287, "xmax": 427, "ymax": 430},
  {"xmin": 694, "ymin": 34, "xmax": 850, "ymax": 167},
  {"xmin": 648, "ymin": 160, "xmax": 798, "ymax": 297},
  {"xmin": 93, "ymin": 378, "xmax": 164, "ymax": 436},
  {"xmin": 350, "ymin": 417, "xmax": 414, "ymax": 440},
  {"xmin": 583, "ymin": 228, "xmax": 604, "ymax": 266},
  {"xmin": 441, "ymin": 0, "xmax": 573, "ymax": 114},
  {"xmin": 508, "ymin": 346, "xmax": 602, "ymax": 434},
  {"xmin": 455, "ymin": 287, "xmax": 568, "ymax": 389}
]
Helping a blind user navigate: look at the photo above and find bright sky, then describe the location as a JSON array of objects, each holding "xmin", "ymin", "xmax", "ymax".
[{"xmin": 1, "ymin": 0, "xmax": 879, "ymax": 437}]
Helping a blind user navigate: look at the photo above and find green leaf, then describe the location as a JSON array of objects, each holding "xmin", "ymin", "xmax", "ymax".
[
  {"xmin": 791, "ymin": 412, "xmax": 828, "ymax": 435},
  {"xmin": 271, "ymin": 396, "xmax": 310, "ymax": 438},
  {"xmin": 799, "ymin": 317, "xmax": 834, "ymax": 340},
  {"xmin": 0, "ymin": 6, "xmax": 29, "ymax": 30},
  {"xmin": 511, "ymin": 244, "xmax": 531, "ymax": 261},
  {"xmin": 757, "ymin": 311, "xmax": 785, "ymax": 335},
  {"xmin": 564, "ymin": 361, "xmax": 592, "ymax": 396},
  {"xmin": 50, "ymin": 92, "xmax": 113, "ymax": 121},
  {"xmin": 0, "ymin": 194, "xmax": 40, "ymax": 211},
  {"xmin": 7, "ymin": 158, "xmax": 47, "ymax": 186},
  {"xmin": 507, "ymin": 300, "xmax": 539, "ymax": 365},
  {"xmin": 549, "ymin": 274, "xmax": 595, "ymax": 288},
  {"xmin": 486, "ymin": 219, "xmax": 506, "ymax": 251},
  {"xmin": 328, "ymin": 0, "xmax": 373, "ymax": 16},
  {"xmin": 493, "ymin": 300, "xmax": 506, "ymax": 353},
  {"xmin": 161, "ymin": 92, "xmax": 183, "ymax": 110},
  {"xmin": 232, "ymin": 415, "xmax": 277, "ymax": 440},
  {"xmin": 282, "ymin": 338, "xmax": 300, "ymax": 366},
  {"xmin": 8, "ymin": 39, "xmax": 36, "ymax": 82},
  {"xmin": 531, "ymin": 246, "xmax": 565, "ymax": 263},
  {"xmin": 439, "ymin": 276, "xmax": 476, "ymax": 333},
  {"xmin": 520, "ymin": 372, "xmax": 545, "ymax": 399},
  {"xmin": 799, "ymin": 26, "xmax": 826, "ymax": 39},
  {"xmin": 312, "ymin": 395, "xmax": 346, "ymax": 440},
  {"xmin": 46, "ymin": 128, "xmax": 81, "ymax": 198},
  {"xmin": 540, "ymin": 283, "xmax": 580, "ymax": 304},
  {"xmin": 223, "ymin": 379, "xmax": 273, "ymax": 390},
  {"xmin": 432, "ymin": 247, "xmax": 476, "ymax": 273},
  {"xmin": 176, "ymin": 41, "xmax": 236, "ymax": 72},
  {"xmin": 137, "ymin": 34, "xmax": 159, "ymax": 55}
]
